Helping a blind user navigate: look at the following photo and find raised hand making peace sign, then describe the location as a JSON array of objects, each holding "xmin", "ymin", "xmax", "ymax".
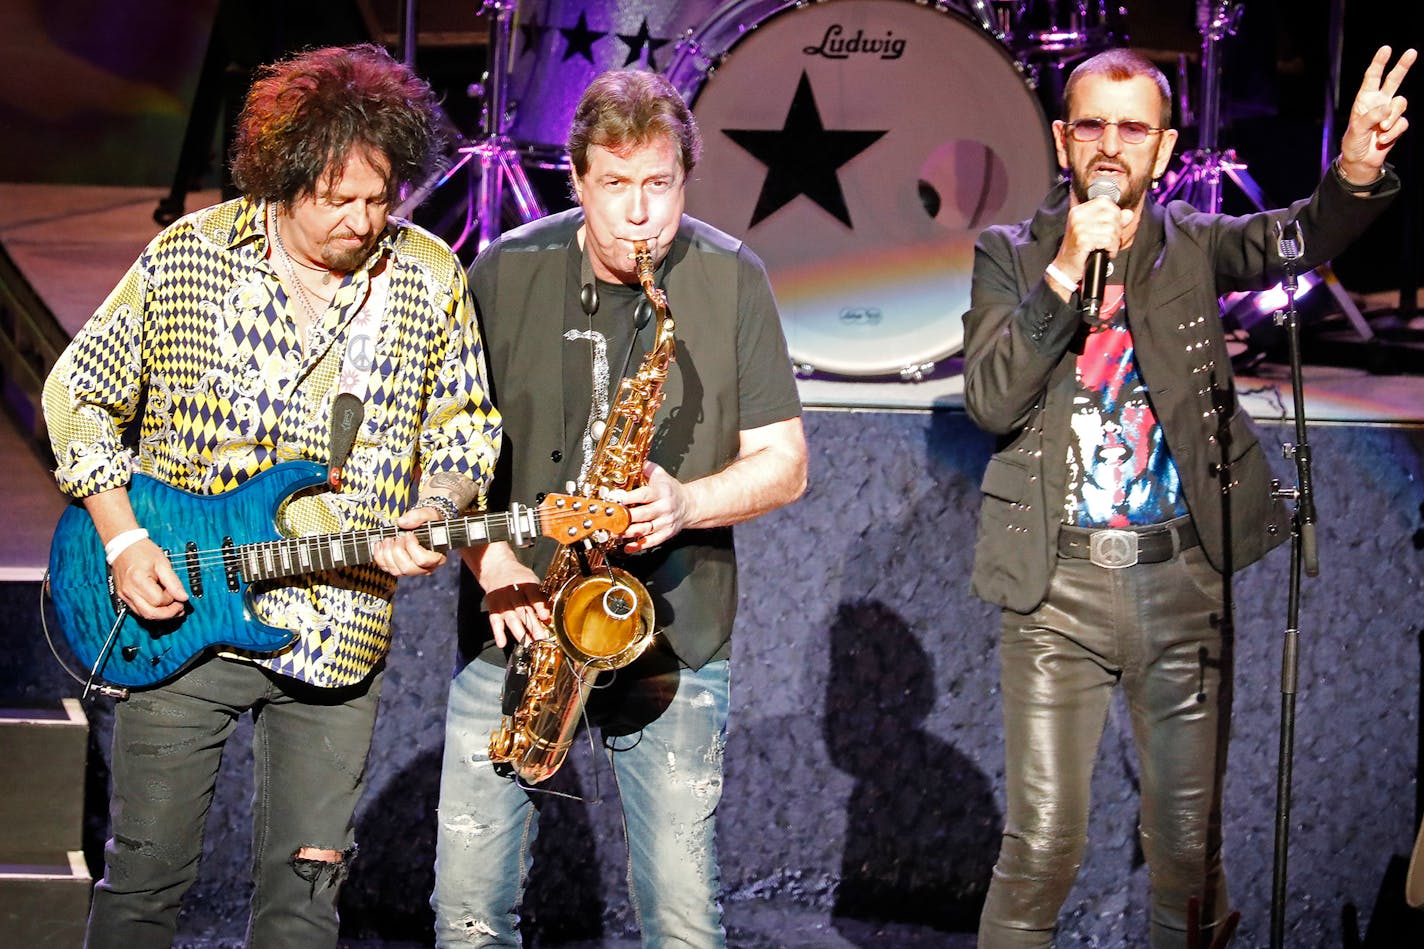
[{"xmin": 1338, "ymin": 45, "xmax": 1416, "ymax": 185}]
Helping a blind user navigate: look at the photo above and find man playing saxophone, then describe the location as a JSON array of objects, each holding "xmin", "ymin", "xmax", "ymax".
[{"xmin": 431, "ymin": 69, "xmax": 808, "ymax": 947}]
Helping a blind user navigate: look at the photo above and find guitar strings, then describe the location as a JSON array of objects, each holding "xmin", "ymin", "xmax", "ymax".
[{"xmin": 127, "ymin": 508, "xmax": 603, "ymax": 575}]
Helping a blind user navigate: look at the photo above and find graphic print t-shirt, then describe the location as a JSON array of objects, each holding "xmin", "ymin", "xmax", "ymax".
[{"xmin": 1064, "ymin": 256, "xmax": 1188, "ymax": 528}]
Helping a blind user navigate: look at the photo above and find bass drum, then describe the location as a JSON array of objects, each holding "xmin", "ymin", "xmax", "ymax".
[
  {"xmin": 507, "ymin": 0, "xmax": 726, "ymax": 160},
  {"xmin": 668, "ymin": 0, "xmax": 1057, "ymax": 377}
]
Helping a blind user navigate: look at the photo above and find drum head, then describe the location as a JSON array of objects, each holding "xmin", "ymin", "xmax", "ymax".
[
  {"xmin": 680, "ymin": 0, "xmax": 1057, "ymax": 376},
  {"xmin": 508, "ymin": 0, "xmax": 726, "ymax": 152}
]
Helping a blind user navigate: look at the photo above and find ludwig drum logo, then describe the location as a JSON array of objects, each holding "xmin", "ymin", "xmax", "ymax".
[
  {"xmin": 838, "ymin": 306, "xmax": 883, "ymax": 327},
  {"xmin": 803, "ymin": 25, "xmax": 906, "ymax": 60}
]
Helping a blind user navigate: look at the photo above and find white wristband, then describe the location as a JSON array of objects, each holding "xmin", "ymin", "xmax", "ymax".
[
  {"xmin": 105, "ymin": 528, "xmax": 150, "ymax": 565},
  {"xmin": 1044, "ymin": 262, "xmax": 1079, "ymax": 295}
]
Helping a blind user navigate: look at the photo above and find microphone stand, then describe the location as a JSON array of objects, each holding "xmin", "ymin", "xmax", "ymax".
[{"xmin": 1267, "ymin": 219, "xmax": 1319, "ymax": 949}]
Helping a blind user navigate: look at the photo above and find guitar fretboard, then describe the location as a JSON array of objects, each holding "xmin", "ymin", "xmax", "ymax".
[{"xmin": 235, "ymin": 509, "xmax": 535, "ymax": 582}]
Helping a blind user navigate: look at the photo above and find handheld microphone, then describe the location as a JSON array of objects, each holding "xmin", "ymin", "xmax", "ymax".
[{"xmin": 1082, "ymin": 178, "xmax": 1122, "ymax": 322}]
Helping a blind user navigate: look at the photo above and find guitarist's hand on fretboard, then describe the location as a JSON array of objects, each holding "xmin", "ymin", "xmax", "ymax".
[{"xmin": 372, "ymin": 506, "xmax": 450, "ymax": 577}]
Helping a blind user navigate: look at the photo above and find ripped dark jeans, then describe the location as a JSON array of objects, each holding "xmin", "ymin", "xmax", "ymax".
[{"xmin": 85, "ymin": 657, "xmax": 383, "ymax": 949}]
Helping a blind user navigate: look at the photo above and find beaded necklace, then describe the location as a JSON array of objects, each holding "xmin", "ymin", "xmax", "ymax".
[{"xmin": 269, "ymin": 207, "xmax": 334, "ymax": 330}]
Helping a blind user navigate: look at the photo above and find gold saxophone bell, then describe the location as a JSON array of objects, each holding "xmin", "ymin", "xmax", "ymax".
[{"xmin": 552, "ymin": 567, "xmax": 656, "ymax": 669}]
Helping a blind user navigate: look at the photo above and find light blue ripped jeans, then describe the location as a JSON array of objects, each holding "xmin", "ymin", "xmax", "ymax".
[{"xmin": 431, "ymin": 650, "xmax": 730, "ymax": 948}]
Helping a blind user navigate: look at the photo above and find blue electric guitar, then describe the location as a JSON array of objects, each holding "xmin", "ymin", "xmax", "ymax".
[{"xmin": 47, "ymin": 460, "xmax": 629, "ymax": 691}]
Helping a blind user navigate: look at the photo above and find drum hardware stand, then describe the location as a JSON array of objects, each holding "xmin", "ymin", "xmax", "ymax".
[
  {"xmin": 1159, "ymin": 0, "xmax": 1374, "ymax": 343},
  {"xmin": 1265, "ymin": 217, "xmax": 1319, "ymax": 949},
  {"xmin": 394, "ymin": 0, "xmax": 545, "ymax": 254}
]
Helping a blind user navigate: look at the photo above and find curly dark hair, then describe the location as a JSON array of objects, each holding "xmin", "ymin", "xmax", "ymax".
[
  {"xmin": 567, "ymin": 69, "xmax": 701, "ymax": 180},
  {"xmin": 230, "ymin": 44, "xmax": 444, "ymax": 206}
]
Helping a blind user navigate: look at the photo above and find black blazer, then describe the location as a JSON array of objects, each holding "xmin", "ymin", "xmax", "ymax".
[{"xmin": 962, "ymin": 169, "xmax": 1398, "ymax": 612}]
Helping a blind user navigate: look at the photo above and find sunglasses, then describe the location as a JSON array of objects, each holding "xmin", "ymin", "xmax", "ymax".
[{"xmin": 1065, "ymin": 118, "xmax": 1167, "ymax": 145}]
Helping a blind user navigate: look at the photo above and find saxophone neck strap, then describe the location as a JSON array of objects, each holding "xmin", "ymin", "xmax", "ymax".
[
  {"xmin": 579, "ymin": 233, "xmax": 599, "ymax": 317},
  {"xmin": 577, "ymin": 236, "xmax": 654, "ymax": 383}
]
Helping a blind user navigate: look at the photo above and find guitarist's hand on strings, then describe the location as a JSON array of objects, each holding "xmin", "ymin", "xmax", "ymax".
[
  {"xmin": 462, "ymin": 543, "xmax": 552, "ymax": 649},
  {"xmin": 111, "ymin": 539, "xmax": 189, "ymax": 621},
  {"xmin": 372, "ymin": 506, "xmax": 449, "ymax": 577},
  {"xmin": 83, "ymin": 487, "xmax": 188, "ymax": 621}
]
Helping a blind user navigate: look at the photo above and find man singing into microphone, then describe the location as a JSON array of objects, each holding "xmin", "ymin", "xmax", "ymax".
[{"xmin": 962, "ymin": 46, "xmax": 1413, "ymax": 947}]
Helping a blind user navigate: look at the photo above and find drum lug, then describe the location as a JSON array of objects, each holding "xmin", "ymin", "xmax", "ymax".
[
  {"xmin": 1016, "ymin": 59, "xmax": 1042, "ymax": 91},
  {"xmin": 899, "ymin": 362, "xmax": 936, "ymax": 383},
  {"xmin": 793, "ymin": 361, "xmax": 816, "ymax": 379}
]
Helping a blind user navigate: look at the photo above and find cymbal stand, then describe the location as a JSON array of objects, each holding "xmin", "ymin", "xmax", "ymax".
[
  {"xmin": 394, "ymin": 0, "xmax": 544, "ymax": 254},
  {"xmin": 1159, "ymin": 0, "xmax": 1373, "ymax": 341}
]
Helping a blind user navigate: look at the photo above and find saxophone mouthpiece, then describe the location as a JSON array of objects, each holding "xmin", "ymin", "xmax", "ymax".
[{"xmin": 633, "ymin": 241, "xmax": 654, "ymax": 287}]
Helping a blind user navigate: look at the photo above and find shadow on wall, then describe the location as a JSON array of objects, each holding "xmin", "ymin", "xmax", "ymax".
[
  {"xmin": 339, "ymin": 747, "xmax": 442, "ymax": 940},
  {"xmin": 824, "ymin": 598, "xmax": 1000, "ymax": 936},
  {"xmin": 1341, "ymin": 628, "xmax": 1424, "ymax": 948},
  {"xmin": 521, "ymin": 755, "xmax": 612, "ymax": 943}
]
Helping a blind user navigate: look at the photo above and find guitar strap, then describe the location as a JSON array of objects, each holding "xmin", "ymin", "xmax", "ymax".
[{"xmin": 326, "ymin": 262, "xmax": 391, "ymax": 491}]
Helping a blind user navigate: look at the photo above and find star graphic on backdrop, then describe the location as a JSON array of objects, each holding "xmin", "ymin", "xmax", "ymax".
[
  {"xmin": 518, "ymin": 14, "xmax": 547, "ymax": 55},
  {"xmin": 723, "ymin": 72, "xmax": 887, "ymax": 228},
  {"xmin": 559, "ymin": 11, "xmax": 605, "ymax": 64},
  {"xmin": 617, "ymin": 19, "xmax": 670, "ymax": 69}
]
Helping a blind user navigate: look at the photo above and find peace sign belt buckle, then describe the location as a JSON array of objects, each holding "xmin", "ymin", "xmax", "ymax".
[{"xmin": 1089, "ymin": 529, "xmax": 1139, "ymax": 569}]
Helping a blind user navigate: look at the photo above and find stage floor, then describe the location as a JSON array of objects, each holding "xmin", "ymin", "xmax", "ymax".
[{"xmin": 3, "ymin": 181, "xmax": 1421, "ymax": 580}]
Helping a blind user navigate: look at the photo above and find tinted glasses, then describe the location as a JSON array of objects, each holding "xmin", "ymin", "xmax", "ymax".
[{"xmin": 1065, "ymin": 118, "xmax": 1166, "ymax": 145}]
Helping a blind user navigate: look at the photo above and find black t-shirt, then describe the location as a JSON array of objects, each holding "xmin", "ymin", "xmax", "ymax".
[
  {"xmin": 561, "ymin": 253, "xmax": 653, "ymax": 485},
  {"xmin": 558, "ymin": 240, "xmax": 800, "ymax": 485},
  {"xmin": 460, "ymin": 211, "xmax": 801, "ymax": 670}
]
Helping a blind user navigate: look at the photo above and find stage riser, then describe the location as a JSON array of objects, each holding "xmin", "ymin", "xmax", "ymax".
[
  {"xmin": 3, "ymin": 412, "xmax": 1422, "ymax": 946},
  {"xmin": 0, "ymin": 702, "xmax": 91, "ymax": 945},
  {"xmin": 0, "ymin": 863, "xmax": 90, "ymax": 949},
  {"xmin": 0, "ymin": 702, "xmax": 88, "ymax": 858}
]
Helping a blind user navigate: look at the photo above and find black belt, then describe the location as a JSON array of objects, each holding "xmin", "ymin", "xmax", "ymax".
[{"xmin": 1058, "ymin": 517, "xmax": 1199, "ymax": 568}]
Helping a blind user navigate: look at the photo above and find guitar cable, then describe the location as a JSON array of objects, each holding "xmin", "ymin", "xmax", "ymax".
[{"xmin": 38, "ymin": 569, "xmax": 130, "ymax": 700}]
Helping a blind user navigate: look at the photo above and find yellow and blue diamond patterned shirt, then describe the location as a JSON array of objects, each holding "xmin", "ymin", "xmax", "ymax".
[{"xmin": 43, "ymin": 197, "xmax": 501, "ymax": 687}]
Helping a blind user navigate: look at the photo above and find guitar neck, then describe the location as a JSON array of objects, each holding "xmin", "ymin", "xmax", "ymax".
[{"xmin": 237, "ymin": 507, "xmax": 534, "ymax": 583}]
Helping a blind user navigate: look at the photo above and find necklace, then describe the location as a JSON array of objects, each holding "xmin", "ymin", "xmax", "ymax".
[
  {"xmin": 287, "ymin": 251, "xmax": 334, "ymax": 285},
  {"xmin": 269, "ymin": 209, "xmax": 330, "ymax": 329},
  {"xmin": 271, "ymin": 214, "xmax": 335, "ymax": 285}
]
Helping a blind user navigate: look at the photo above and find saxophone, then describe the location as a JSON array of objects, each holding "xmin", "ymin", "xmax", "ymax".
[{"xmin": 488, "ymin": 240, "xmax": 674, "ymax": 784}]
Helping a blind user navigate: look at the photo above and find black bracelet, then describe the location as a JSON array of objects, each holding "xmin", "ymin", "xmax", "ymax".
[
  {"xmin": 417, "ymin": 495, "xmax": 461, "ymax": 521},
  {"xmin": 1333, "ymin": 157, "xmax": 1386, "ymax": 193}
]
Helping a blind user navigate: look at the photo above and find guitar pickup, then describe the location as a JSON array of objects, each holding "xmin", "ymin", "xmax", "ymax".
[
  {"xmin": 222, "ymin": 537, "xmax": 239, "ymax": 591},
  {"xmin": 185, "ymin": 542, "xmax": 203, "ymax": 597}
]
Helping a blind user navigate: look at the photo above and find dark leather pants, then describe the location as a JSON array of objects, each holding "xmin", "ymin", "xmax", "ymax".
[{"xmin": 978, "ymin": 544, "xmax": 1233, "ymax": 948}]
